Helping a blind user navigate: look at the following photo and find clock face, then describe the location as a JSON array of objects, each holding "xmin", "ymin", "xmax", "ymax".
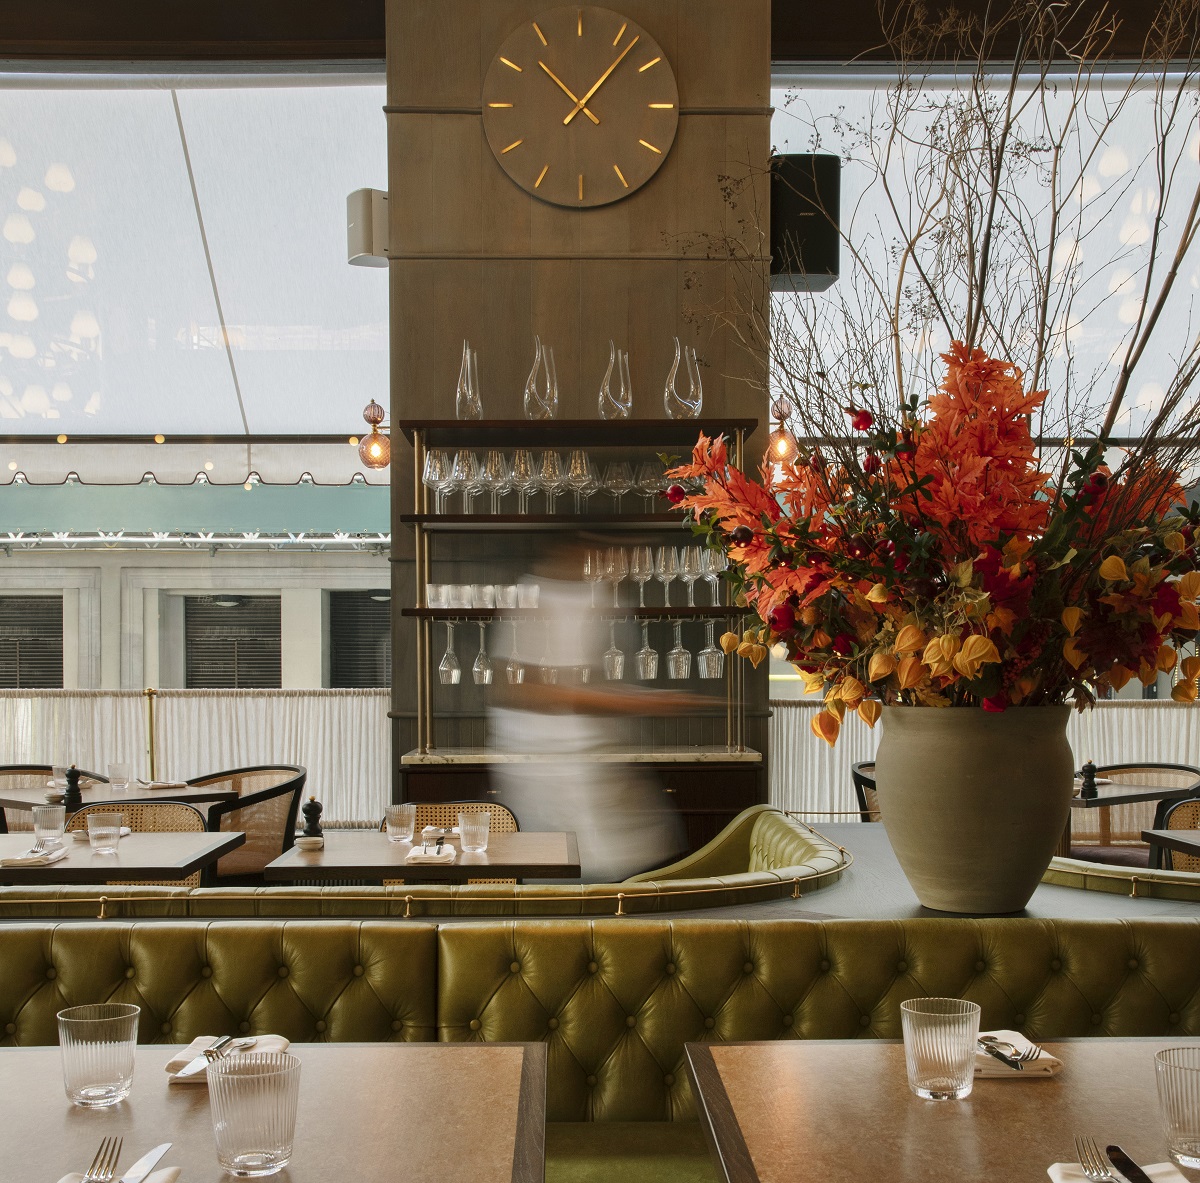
[{"xmin": 482, "ymin": 6, "xmax": 680, "ymax": 208}]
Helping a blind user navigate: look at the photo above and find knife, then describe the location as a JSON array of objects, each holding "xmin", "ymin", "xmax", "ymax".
[
  {"xmin": 1106, "ymin": 1145, "xmax": 1155, "ymax": 1183},
  {"xmin": 118, "ymin": 1143, "xmax": 172, "ymax": 1183},
  {"xmin": 175, "ymin": 1034, "xmax": 233, "ymax": 1078},
  {"xmin": 977, "ymin": 1040, "xmax": 1024, "ymax": 1071}
]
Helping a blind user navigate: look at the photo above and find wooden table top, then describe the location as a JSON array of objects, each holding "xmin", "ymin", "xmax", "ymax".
[
  {"xmin": 0, "ymin": 831, "xmax": 245, "ymax": 883},
  {"xmin": 0, "ymin": 1042, "xmax": 546, "ymax": 1183},
  {"xmin": 1071, "ymin": 781, "xmax": 1198, "ymax": 809},
  {"xmin": 1142, "ymin": 828, "xmax": 1200, "ymax": 857},
  {"xmin": 265, "ymin": 830, "xmax": 581, "ymax": 882},
  {"xmin": 0, "ymin": 782, "xmax": 238, "ymax": 815},
  {"xmin": 687, "ymin": 1038, "xmax": 1200, "ymax": 1183}
]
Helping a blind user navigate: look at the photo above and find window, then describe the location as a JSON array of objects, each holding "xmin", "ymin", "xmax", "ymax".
[
  {"xmin": 185, "ymin": 595, "xmax": 281, "ymax": 688},
  {"xmin": 329, "ymin": 591, "xmax": 391, "ymax": 688},
  {"xmin": 0, "ymin": 595, "xmax": 63, "ymax": 687}
]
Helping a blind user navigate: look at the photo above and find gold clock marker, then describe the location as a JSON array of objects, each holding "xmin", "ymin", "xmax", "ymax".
[
  {"xmin": 535, "ymin": 164, "xmax": 549, "ymax": 188},
  {"xmin": 638, "ymin": 57, "xmax": 661, "ymax": 72},
  {"xmin": 533, "ymin": 21, "xmax": 548, "ymax": 46},
  {"xmin": 649, "ymin": 103, "xmax": 674, "ymax": 109},
  {"xmin": 578, "ymin": 173, "xmax": 584, "ymax": 200},
  {"xmin": 577, "ymin": 10, "xmax": 583, "ymax": 35},
  {"xmin": 613, "ymin": 164, "xmax": 629, "ymax": 188},
  {"xmin": 638, "ymin": 139, "xmax": 662, "ymax": 154},
  {"xmin": 488, "ymin": 102, "xmax": 514, "ymax": 108},
  {"xmin": 502, "ymin": 139, "xmax": 524, "ymax": 153},
  {"xmin": 613, "ymin": 22, "xmax": 627, "ymax": 45},
  {"xmin": 501, "ymin": 57, "xmax": 522, "ymax": 72}
]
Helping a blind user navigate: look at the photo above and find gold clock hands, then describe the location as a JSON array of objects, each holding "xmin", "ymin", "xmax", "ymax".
[
  {"xmin": 537, "ymin": 61, "xmax": 600, "ymax": 125},
  {"xmin": 563, "ymin": 35, "xmax": 639, "ymax": 125}
]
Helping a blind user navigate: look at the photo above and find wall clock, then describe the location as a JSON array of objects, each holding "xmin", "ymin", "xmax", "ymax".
[{"xmin": 482, "ymin": 5, "xmax": 680, "ymax": 208}]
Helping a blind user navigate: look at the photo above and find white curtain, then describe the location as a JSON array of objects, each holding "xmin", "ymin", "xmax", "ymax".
[
  {"xmin": 768, "ymin": 700, "xmax": 1200, "ymax": 822},
  {"xmin": 0, "ymin": 690, "xmax": 147, "ymax": 774}
]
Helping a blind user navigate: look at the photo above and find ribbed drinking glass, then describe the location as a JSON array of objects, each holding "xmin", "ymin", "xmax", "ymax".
[
  {"xmin": 209, "ymin": 1051, "xmax": 302, "ymax": 1177},
  {"xmin": 58, "ymin": 1003, "xmax": 140, "ymax": 1108},
  {"xmin": 87, "ymin": 812, "xmax": 122, "ymax": 854},
  {"xmin": 900, "ymin": 998, "xmax": 980, "ymax": 1100},
  {"xmin": 33, "ymin": 803, "xmax": 65, "ymax": 847},
  {"xmin": 458, "ymin": 810, "xmax": 491, "ymax": 853},
  {"xmin": 1157, "ymin": 1046, "xmax": 1200, "ymax": 1168},
  {"xmin": 385, "ymin": 803, "xmax": 416, "ymax": 843}
]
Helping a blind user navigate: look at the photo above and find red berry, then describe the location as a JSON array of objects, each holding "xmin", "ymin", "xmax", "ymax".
[
  {"xmin": 831, "ymin": 632, "xmax": 854, "ymax": 656},
  {"xmin": 665, "ymin": 483, "xmax": 687, "ymax": 504},
  {"xmin": 862, "ymin": 452, "xmax": 882, "ymax": 475},
  {"xmin": 848, "ymin": 409, "xmax": 874, "ymax": 431},
  {"xmin": 769, "ymin": 605, "xmax": 795, "ymax": 633},
  {"xmin": 808, "ymin": 452, "xmax": 826, "ymax": 472},
  {"xmin": 731, "ymin": 525, "xmax": 753, "ymax": 546},
  {"xmin": 846, "ymin": 535, "xmax": 870, "ymax": 560}
]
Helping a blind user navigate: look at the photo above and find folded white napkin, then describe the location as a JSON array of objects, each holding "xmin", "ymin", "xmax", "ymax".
[
  {"xmin": 136, "ymin": 778, "xmax": 188, "ymax": 790},
  {"xmin": 72, "ymin": 827, "xmax": 131, "ymax": 842},
  {"xmin": 1049, "ymin": 1163, "xmax": 1189, "ymax": 1183},
  {"xmin": 976, "ymin": 1029, "xmax": 1062, "ymax": 1077},
  {"xmin": 0, "ymin": 847, "xmax": 69, "ymax": 868},
  {"xmin": 165, "ymin": 1034, "xmax": 291, "ymax": 1085},
  {"xmin": 58, "ymin": 1171, "xmax": 179, "ymax": 1183},
  {"xmin": 406, "ymin": 845, "xmax": 457, "ymax": 864}
]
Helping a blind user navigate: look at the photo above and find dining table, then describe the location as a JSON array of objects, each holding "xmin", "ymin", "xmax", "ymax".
[
  {"xmin": 1142, "ymin": 828, "xmax": 1200, "ymax": 865},
  {"xmin": 685, "ymin": 1037, "xmax": 1200, "ymax": 1183},
  {"xmin": 1056, "ymin": 779, "xmax": 1200, "ymax": 857},
  {"xmin": 0, "ymin": 831, "xmax": 245, "ymax": 884},
  {"xmin": 0, "ymin": 782, "xmax": 239, "ymax": 831},
  {"xmin": 0, "ymin": 1041, "xmax": 546, "ymax": 1183},
  {"xmin": 264, "ymin": 829, "xmax": 581, "ymax": 882}
]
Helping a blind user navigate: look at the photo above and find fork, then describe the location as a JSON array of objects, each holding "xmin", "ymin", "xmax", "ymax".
[
  {"xmin": 980, "ymin": 1034, "xmax": 1045, "ymax": 1061},
  {"xmin": 1076, "ymin": 1134, "xmax": 1119, "ymax": 1181},
  {"xmin": 82, "ymin": 1135, "xmax": 123, "ymax": 1183}
]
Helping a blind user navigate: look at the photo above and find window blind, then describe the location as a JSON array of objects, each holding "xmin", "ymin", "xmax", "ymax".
[
  {"xmin": 329, "ymin": 591, "xmax": 391, "ymax": 688},
  {"xmin": 184, "ymin": 595, "xmax": 282, "ymax": 689},
  {"xmin": 0, "ymin": 595, "xmax": 63, "ymax": 688}
]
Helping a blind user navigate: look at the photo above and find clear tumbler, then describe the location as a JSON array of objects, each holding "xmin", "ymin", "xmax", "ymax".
[
  {"xmin": 385, "ymin": 803, "xmax": 416, "ymax": 844},
  {"xmin": 209, "ymin": 1051, "xmax": 302, "ymax": 1177},
  {"xmin": 900, "ymin": 997, "xmax": 980, "ymax": 1100},
  {"xmin": 57, "ymin": 1002, "xmax": 140, "ymax": 1107},
  {"xmin": 1157, "ymin": 1046, "xmax": 1200, "ymax": 1169},
  {"xmin": 458, "ymin": 810, "xmax": 491, "ymax": 853}
]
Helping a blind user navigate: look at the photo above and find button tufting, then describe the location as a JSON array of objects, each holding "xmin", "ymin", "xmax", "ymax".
[
  {"xmin": 392, "ymin": 1020, "xmax": 403, "ymax": 1032},
  {"xmin": 783, "ymin": 1015, "xmax": 793, "ymax": 1026},
  {"xmin": 587, "ymin": 961, "xmax": 598, "ymax": 973},
  {"xmin": 510, "ymin": 961, "xmax": 521, "ymax": 974},
  {"xmin": 1092, "ymin": 1014, "xmax": 1102, "ymax": 1024},
  {"xmin": 820, "ymin": 959, "xmax": 830, "ymax": 972},
  {"xmin": 124, "ymin": 967, "xmax": 135, "ymax": 979},
  {"xmin": 1015, "ymin": 1014, "xmax": 1025, "ymax": 1024},
  {"xmin": 161, "ymin": 1022, "xmax": 171, "ymax": 1034},
  {"xmin": 201, "ymin": 966, "xmax": 213, "ymax": 978},
  {"xmin": 239, "ymin": 1021, "xmax": 250, "ymax": 1033},
  {"xmin": 469, "ymin": 1019, "xmax": 481, "ymax": 1032},
  {"xmin": 859, "ymin": 1015, "xmax": 870, "ymax": 1027},
  {"xmin": 666, "ymin": 963, "xmax": 676, "ymax": 974},
  {"xmin": 3, "ymin": 1023, "xmax": 13, "ymax": 1035},
  {"xmin": 743, "ymin": 962, "xmax": 754, "ymax": 974},
  {"xmin": 315, "ymin": 1020, "xmax": 327, "ymax": 1033},
  {"xmin": 353, "ymin": 965, "xmax": 365, "ymax": 977},
  {"xmin": 547, "ymin": 1017, "xmax": 559, "ymax": 1030},
  {"xmin": 975, "ymin": 961, "xmax": 986, "ymax": 972},
  {"xmin": 1127, "ymin": 959, "xmax": 1139, "ymax": 970},
  {"xmin": 896, "ymin": 961, "xmax": 907, "ymax": 973},
  {"xmin": 1170, "ymin": 1013, "xmax": 1181, "ymax": 1024},
  {"xmin": 45, "ymin": 968, "xmax": 56, "ymax": 980},
  {"xmin": 586, "ymin": 1075, "xmax": 597, "ymax": 1087},
  {"xmin": 664, "ymin": 1073, "xmax": 675, "ymax": 1086},
  {"xmin": 626, "ymin": 1015, "xmax": 637, "ymax": 1028},
  {"xmin": 704, "ymin": 1017, "xmax": 715, "ymax": 1029},
  {"xmin": 1051, "ymin": 959, "xmax": 1062, "ymax": 971},
  {"xmin": 278, "ymin": 966, "xmax": 289, "ymax": 978}
]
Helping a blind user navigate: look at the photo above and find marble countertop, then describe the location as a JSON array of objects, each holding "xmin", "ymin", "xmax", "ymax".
[{"xmin": 401, "ymin": 746, "xmax": 763, "ymax": 765}]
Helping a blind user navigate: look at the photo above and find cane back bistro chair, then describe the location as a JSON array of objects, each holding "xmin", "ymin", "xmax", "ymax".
[
  {"xmin": 851, "ymin": 762, "xmax": 880, "ymax": 823},
  {"xmin": 380, "ymin": 800, "xmax": 521, "ymax": 885},
  {"xmin": 188, "ymin": 765, "xmax": 306, "ymax": 885},
  {"xmin": 1149, "ymin": 792, "xmax": 1200, "ymax": 872},
  {"xmin": 1071, "ymin": 763, "xmax": 1200, "ymax": 868},
  {"xmin": 65, "ymin": 802, "xmax": 209, "ymax": 887},
  {"xmin": 0, "ymin": 766, "xmax": 108, "ymax": 834}
]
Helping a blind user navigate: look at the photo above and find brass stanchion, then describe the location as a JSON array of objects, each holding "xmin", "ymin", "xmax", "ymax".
[{"xmin": 143, "ymin": 688, "xmax": 158, "ymax": 780}]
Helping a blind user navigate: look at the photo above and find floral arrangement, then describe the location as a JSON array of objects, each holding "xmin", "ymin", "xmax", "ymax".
[{"xmin": 667, "ymin": 343, "xmax": 1200, "ymax": 746}]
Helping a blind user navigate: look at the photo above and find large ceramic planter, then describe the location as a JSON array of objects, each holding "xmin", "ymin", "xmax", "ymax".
[{"xmin": 874, "ymin": 705, "xmax": 1074, "ymax": 914}]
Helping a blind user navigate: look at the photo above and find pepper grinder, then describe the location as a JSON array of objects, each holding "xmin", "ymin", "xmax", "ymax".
[
  {"xmin": 298, "ymin": 796, "xmax": 324, "ymax": 849},
  {"xmin": 63, "ymin": 765, "xmax": 83, "ymax": 812},
  {"xmin": 1079, "ymin": 759, "xmax": 1098, "ymax": 800}
]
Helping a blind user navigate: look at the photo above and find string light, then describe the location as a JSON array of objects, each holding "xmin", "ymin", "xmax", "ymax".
[
  {"xmin": 356, "ymin": 400, "xmax": 391, "ymax": 469},
  {"xmin": 767, "ymin": 425, "xmax": 799, "ymax": 463}
]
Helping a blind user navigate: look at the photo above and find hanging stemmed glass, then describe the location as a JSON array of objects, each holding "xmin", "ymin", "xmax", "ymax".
[
  {"xmin": 480, "ymin": 449, "xmax": 512, "ymax": 514},
  {"xmin": 538, "ymin": 627, "xmax": 558, "ymax": 685},
  {"xmin": 679, "ymin": 547, "xmax": 703, "ymax": 607},
  {"xmin": 582, "ymin": 549, "xmax": 605, "ymax": 607},
  {"xmin": 506, "ymin": 620, "xmax": 525, "ymax": 685},
  {"xmin": 655, "ymin": 546, "xmax": 678, "ymax": 606},
  {"xmin": 422, "ymin": 448, "xmax": 453, "ymax": 514},
  {"xmin": 472, "ymin": 622, "xmax": 494, "ymax": 685},
  {"xmin": 539, "ymin": 451, "xmax": 566, "ymax": 513},
  {"xmin": 606, "ymin": 546, "xmax": 628, "ymax": 608},
  {"xmin": 701, "ymin": 549, "xmax": 727, "ymax": 606},
  {"xmin": 438, "ymin": 623, "xmax": 461, "ymax": 685},
  {"xmin": 629, "ymin": 545, "xmax": 653, "ymax": 607},
  {"xmin": 566, "ymin": 449, "xmax": 593, "ymax": 513},
  {"xmin": 604, "ymin": 461, "xmax": 634, "ymax": 512},
  {"xmin": 511, "ymin": 449, "xmax": 537, "ymax": 514},
  {"xmin": 603, "ymin": 622, "xmax": 625, "ymax": 680},
  {"xmin": 667, "ymin": 621, "xmax": 691, "ymax": 679},
  {"xmin": 698, "ymin": 621, "xmax": 724, "ymax": 679},
  {"xmin": 635, "ymin": 621, "xmax": 658, "ymax": 680}
]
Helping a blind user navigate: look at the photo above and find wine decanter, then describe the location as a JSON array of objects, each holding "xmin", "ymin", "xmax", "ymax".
[
  {"xmin": 603, "ymin": 621, "xmax": 625, "ymax": 681},
  {"xmin": 524, "ymin": 336, "xmax": 547, "ymax": 420},
  {"xmin": 472, "ymin": 622, "xmax": 494, "ymax": 685},
  {"xmin": 598, "ymin": 340, "xmax": 622, "ymax": 420},
  {"xmin": 697, "ymin": 620, "xmax": 724, "ymax": 679},
  {"xmin": 635, "ymin": 621, "xmax": 658, "ymax": 680},
  {"xmin": 542, "ymin": 343, "xmax": 559, "ymax": 419},
  {"xmin": 456, "ymin": 339, "xmax": 482, "ymax": 420},
  {"xmin": 438, "ymin": 623, "xmax": 461, "ymax": 685},
  {"xmin": 618, "ymin": 349, "xmax": 632, "ymax": 416},
  {"xmin": 667, "ymin": 621, "xmax": 691, "ymax": 680},
  {"xmin": 664, "ymin": 336, "xmax": 702, "ymax": 419}
]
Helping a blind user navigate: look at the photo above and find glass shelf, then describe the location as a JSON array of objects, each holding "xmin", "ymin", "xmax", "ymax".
[
  {"xmin": 397, "ymin": 418, "xmax": 758, "ymax": 448},
  {"xmin": 398, "ymin": 512, "xmax": 686, "ymax": 532}
]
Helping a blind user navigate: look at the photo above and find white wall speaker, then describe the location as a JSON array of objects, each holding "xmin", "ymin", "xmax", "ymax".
[{"xmin": 346, "ymin": 188, "xmax": 389, "ymax": 267}]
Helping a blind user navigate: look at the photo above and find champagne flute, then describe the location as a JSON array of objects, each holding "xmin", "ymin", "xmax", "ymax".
[
  {"xmin": 655, "ymin": 546, "xmax": 678, "ymax": 607},
  {"xmin": 438, "ymin": 623, "xmax": 461, "ymax": 685},
  {"xmin": 679, "ymin": 547, "xmax": 703, "ymax": 607},
  {"xmin": 635, "ymin": 621, "xmax": 658, "ymax": 680},
  {"xmin": 603, "ymin": 622, "xmax": 625, "ymax": 680},
  {"xmin": 472, "ymin": 622, "xmax": 494, "ymax": 685},
  {"xmin": 698, "ymin": 620, "xmax": 724, "ymax": 679},
  {"xmin": 511, "ymin": 449, "xmax": 538, "ymax": 514},
  {"xmin": 606, "ymin": 546, "xmax": 628, "ymax": 608},
  {"xmin": 604, "ymin": 461, "xmax": 634, "ymax": 512},
  {"xmin": 480, "ymin": 449, "xmax": 512, "ymax": 514},
  {"xmin": 422, "ymin": 448, "xmax": 453, "ymax": 514},
  {"xmin": 629, "ymin": 545, "xmax": 654, "ymax": 607},
  {"xmin": 506, "ymin": 620, "xmax": 525, "ymax": 685},
  {"xmin": 582, "ymin": 549, "xmax": 605, "ymax": 608},
  {"xmin": 539, "ymin": 451, "xmax": 566, "ymax": 514},
  {"xmin": 667, "ymin": 621, "xmax": 691, "ymax": 679},
  {"xmin": 701, "ymin": 549, "xmax": 727, "ymax": 605}
]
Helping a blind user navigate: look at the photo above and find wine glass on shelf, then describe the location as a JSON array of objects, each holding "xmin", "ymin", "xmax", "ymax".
[
  {"xmin": 438, "ymin": 623, "xmax": 461, "ymax": 685},
  {"xmin": 603, "ymin": 622, "xmax": 625, "ymax": 680},
  {"xmin": 511, "ymin": 448, "xmax": 537, "ymax": 514},
  {"xmin": 629, "ymin": 545, "xmax": 654, "ymax": 607},
  {"xmin": 566, "ymin": 449, "xmax": 594, "ymax": 513},
  {"xmin": 606, "ymin": 546, "xmax": 628, "ymax": 608},
  {"xmin": 698, "ymin": 621, "xmax": 724, "ymax": 679},
  {"xmin": 667, "ymin": 621, "xmax": 691, "ymax": 679},
  {"xmin": 506, "ymin": 620, "xmax": 525, "ymax": 685},
  {"xmin": 701, "ymin": 549, "xmax": 727, "ymax": 605},
  {"xmin": 422, "ymin": 448, "xmax": 453, "ymax": 514},
  {"xmin": 635, "ymin": 622, "xmax": 658, "ymax": 680},
  {"xmin": 655, "ymin": 546, "xmax": 678, "ymax": 607},
  {"xmin": 582, "ymin": 549, "xmax": 605, "ymax": 608},
  {"xmin": 539, "ymin": 451, "xmax": 566, "ymax": 513},
  {"xmin": 604, "ymin": 461, "xmax": 634, "ymax": 512},
  {"xmin": 472, "ymin": 622, "xmax": 494, "ymax": 685},
  {"xmin": 451, "ymin": 450, "xmax": 482, "ymax": 513},
  {"xmin": 634, "ymin": 460, "xmax": 662, "ymax": 511},
  {"xmin": 679, "ymin": 547, "xmax": 703, "ymax": 606},
  {"xmin": 480, "ymin": 449, "xmax": 512, "ymax": 514}
]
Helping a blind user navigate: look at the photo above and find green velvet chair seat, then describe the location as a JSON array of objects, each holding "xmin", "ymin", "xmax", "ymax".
[{"xmin": 547, "ymin": 1123, "xmax": 717, "ymax": 1183}]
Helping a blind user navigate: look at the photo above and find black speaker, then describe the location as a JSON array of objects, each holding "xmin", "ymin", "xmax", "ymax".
[{"xmin": 770, "ymin": 153, "xmax": 840, "ymax": 292}]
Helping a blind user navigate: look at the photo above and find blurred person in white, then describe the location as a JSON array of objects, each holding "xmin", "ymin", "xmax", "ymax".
[{"xmin": 489, "ymin": 538, "xmax": 695, "ymax": 882}]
